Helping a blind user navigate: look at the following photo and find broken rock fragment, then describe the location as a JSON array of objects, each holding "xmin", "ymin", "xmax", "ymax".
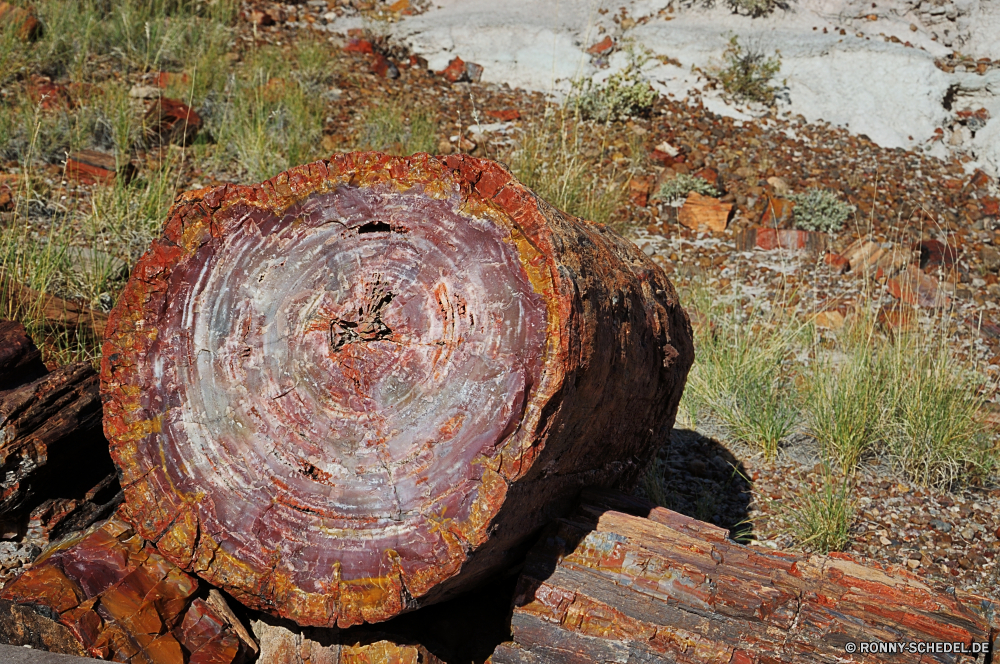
[{"xmin": 0, "ymin": 516, "xmax": 251, "ymax": 663}]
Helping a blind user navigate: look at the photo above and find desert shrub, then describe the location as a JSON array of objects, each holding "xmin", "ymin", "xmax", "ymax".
[
  {"xmin": 726, "ymin": 0, "xmax": 784, "ymax": 18},
  {"xmin": 790, "ymin": 188, "xmax": 852, "ymax": 232},
  {"xmin": 656, "ymin": 173, "xmax": 719, "ymax": 202},
  {"xmin": 716, "ymin": 35, "xmax": 781, "ymax": 105},
  {"xmin": 572, "ymin": 44, "xmax": 656, "ymax": 122}
]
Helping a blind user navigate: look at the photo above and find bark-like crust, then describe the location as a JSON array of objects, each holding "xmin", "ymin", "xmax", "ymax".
[{"xmin": 101, "ymin": 152, "xmax": 693, "ymax": 627}]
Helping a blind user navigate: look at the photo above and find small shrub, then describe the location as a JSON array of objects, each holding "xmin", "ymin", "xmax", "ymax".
[
  {"xmin": 790, "ymin": 188, "xmax": 852, "ymax": 232},
  {"xmin": 572, "ymin": 43, "xmax": 656, "ymax": 122},
  {"xmin": 656, "ymin": 173, "xmax": 719, "ymax": 203},
  {"xmin": 716, "ymin": 35, "xmax": 781, "ymax": 105},
  {"xmin": 726, "ymin": 0, "xmax": 784, "ymax": 17}
]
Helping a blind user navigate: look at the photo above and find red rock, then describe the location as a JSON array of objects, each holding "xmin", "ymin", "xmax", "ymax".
[
  {"xmin": 587, "ymin": 36, "xmax": 614, "ymax": 55},
  {"xmin": 0, "ymin": 2, "xmax": 40, "ymax": 41},
  {"xmin": 981, "ymin": 196, "xmax": 999, "ymax": 216},
  {"xmin": 692, "ymin": 167, "xmax": 719, "ymax": 187},
  {"xmin": 439, "ymin": 57, "xmax": 466, "ymax": 81},
  {"xmin": 371, "ymin": 52, "xmax": 399, "ymax": 79},
  {"xmin": 752, "ymin": 228, "xmax": 828, "ymax": 253},
  {"xmin": 0, "ymin": 516, "xmax": 252, "ymax": 663},
  {"xmin": 344, "ymin": 38, "xmax": 374, "ymax": 54},
  {"xmin": 917, "ymin": 239, "xmax": 957, "ymax": 271},
  {"xmin": 824, "ymin": 252, "xmax": 850, "ymax": 273},
  {"xmin": 27, "ymin": 76, "xmax": 71, "ymax": 110},
  {"xmin": 887, "ymin": 264, "xmax": 950, "ymax": 308},
  {"xmin": 942, "ymin": 178, "xmax": 963, "ymax": 189},
  {"xmin": 629, "ymin": 177, "xmax": 651, "ymax": 207},
  {"xmin": 485, "ymin": 109, "xmax": 520, "ymax": 121},
  {"xmin": 678, "ymin": 192, "xmax": 731, "ymax": 233},
  {"xmin": 877, "ymin": 303, "xmax": 916, "ymax": 332},
  {"xmin": 145, "ymin": 97, "xmax": 202, "ymax": 147},
  {"xmin": 66, "ymin": 150, "xmax": 134, "ymax": 185},
  {"xmin": 760, "ymin": 196, "xmax": 794, "ymax": 227},
  {"xmin": 649, "ymin": 149, "xmax": 676, "ymax": 165},
  {"xmin": 968, "ymin": 169, "xmax": 992, "ymax": 190}
]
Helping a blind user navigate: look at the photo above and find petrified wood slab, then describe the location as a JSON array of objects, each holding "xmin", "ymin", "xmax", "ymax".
[
  {"xmin": 100, "ymin": 152, "xmax": 693, "ymax": 628},
  {"xmin": 0, "ymin": 320, "xmax": 47, "ymax": 391},
  {"xmin": 251, "ymin": 616, "xmax": 444, "ymax": 664},
  {"xmin": 0, "ymin": 516, "xmax": 253, "ymax": 663},
  {"xmin": 0, "ymin": 363, "xmax": 113, "ymax": 528},
  {"xmin": 493, "ymin": 492, "xmax": 1000, "ymax": 663}
]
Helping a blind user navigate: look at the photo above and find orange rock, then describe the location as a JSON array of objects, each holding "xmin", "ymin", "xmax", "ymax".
[
  {"xmin": 814, "ymin": 310, "xmax": 846, "ymax": 329},
  {"xmin": 759, "ymin": 196, "xmax": 794, "ymax": 227},
  {"xmin": 587, "ymin": 36, "xmax": 614, "ymax": 55},
  {"xmin": 629, "ymin": 177, "xmax": 651, "ymax": 207},
  {"xmin": 678, "ymin": 192, "xmax": 731, "ymax": 233},
  {"xmin": 824, "ymin": 252, "xmax": 850, "ymax": 273}
]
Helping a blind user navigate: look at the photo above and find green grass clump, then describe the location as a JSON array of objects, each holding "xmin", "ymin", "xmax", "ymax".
[
  {"xmin": 656, "ymin": 173, "xmax": 719, "ymax": 202},
  {"xmin": 790, "ymin": 188, "xmax": 852, "ymax": 232},
  {"xmin": 805, "ymin": 313, "xmax": 994, "ymax": 488},
  {"xmin": 716, "ymin": 35, "xmax": 781, "ymax": 105},
  {"xmin": 681, "ymin": 288, "xmax": 803, "ymax": 459},
  {"xmin": 782, "ymin": 468, "xmax": 856, "ymax": 553},
  {"xmin": 356, "ymin": 104, "xmax": 438, "ymax": 156},
  {"xmin": 507, "ymin": 113, "xmax": 626, "ymax": 226},
  {"xmin": 207, "ymin": 44, "xmax": 330, "ymax": 182}
]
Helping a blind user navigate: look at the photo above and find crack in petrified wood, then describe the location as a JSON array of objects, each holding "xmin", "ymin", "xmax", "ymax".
[{"xmin": 100, "ymin": 152, "xmax": 693, "ymax": 628}]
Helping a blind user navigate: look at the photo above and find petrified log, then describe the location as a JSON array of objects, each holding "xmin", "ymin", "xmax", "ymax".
[
  {"xmin": 493, "ymin": 491, "xmax": 1000, "ymax": 663},
  {"xmin": 0, "ymin": 320, "xmax": 47, "ymax": 391},
  {"xmin": 101, "ymin": 152, "xmax": 693, "ymax": 628},
  {"xmin": 0, "ymin": 361, "xmax": 116, "ymax": 534},
  {"xmin": 0, "ymin": 515, "xmax": 254, "ymax": 663}
]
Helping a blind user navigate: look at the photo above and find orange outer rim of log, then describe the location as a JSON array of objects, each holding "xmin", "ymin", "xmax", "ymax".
[{"xmin": 100, "ymin": 151, "xmax": 691, "ymax": 628}]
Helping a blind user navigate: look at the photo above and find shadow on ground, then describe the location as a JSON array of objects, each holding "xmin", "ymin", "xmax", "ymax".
[{"xmin": 641, "ymin": 427, "xmax": 755, "ymax": 541}]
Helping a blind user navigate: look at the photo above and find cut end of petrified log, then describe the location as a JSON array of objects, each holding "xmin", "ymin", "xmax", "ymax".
[{"xmin": 101, "ymin": 152, "xmax": 693, "ymax": 628}]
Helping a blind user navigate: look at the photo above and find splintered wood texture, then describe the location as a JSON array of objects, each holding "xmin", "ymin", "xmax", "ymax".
[
  {"xmin": 494, "ymin": 493, "xmax": 1000, "ymax": 664},
  {"xmin": 0, "ymin": 516, "xmax": 251, "ymax": 663},
  {"xmin": 0, "ymin": 362, "xmax": 110, "ymax": 520},
  {"xmin": 101, "ymin": 152, "xmax": 693, "ymax": 628}
]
